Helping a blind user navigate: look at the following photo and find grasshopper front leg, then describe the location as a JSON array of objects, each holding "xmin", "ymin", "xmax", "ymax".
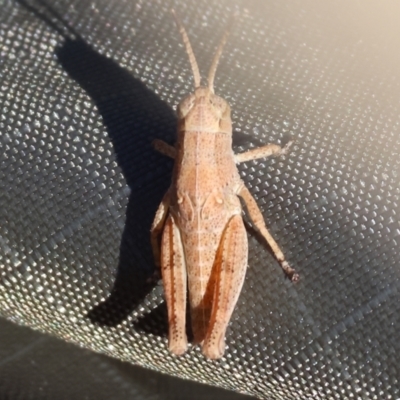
[
  {"xmin": 202, "ymin": 214, "xmax": 248, "ymax": 360},
  {"xmin": 153, "ymin": 139, "xmax": 176, "ymax": 159},
  {"xmin": 235, "ymin": 140, "xmax": 293, "ymax": 164}
]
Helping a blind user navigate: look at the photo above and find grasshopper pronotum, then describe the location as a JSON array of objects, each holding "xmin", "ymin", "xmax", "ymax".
[{"xmin": 151, "ymin": 11, "xmax": 298, "ymax": 360}]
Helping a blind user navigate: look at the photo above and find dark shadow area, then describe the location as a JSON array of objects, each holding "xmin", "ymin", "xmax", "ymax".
[
  {"xmin": 55, "ymin": 38, "xmax": 174, "ymax": 329},
  {"xmin": 58, "ymin": 41, "xmax": 175, "ymax": 329},
  {"xmin": 16, "ymin": 0, "xmax": 175, "ymax": 333}
]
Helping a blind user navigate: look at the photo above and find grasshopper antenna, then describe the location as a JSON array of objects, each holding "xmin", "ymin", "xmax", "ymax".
[
  {"xmin": 172, "ymin": 9, "xmax": 201, "ymax": 89},
  {"xmin": 207, "ymin": 12, "xmax": 238, "ymax": 93}
]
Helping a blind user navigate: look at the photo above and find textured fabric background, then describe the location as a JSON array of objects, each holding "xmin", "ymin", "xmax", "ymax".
[{"xmin": 1, "ymin": 0, "xmax": 400, "ymax": 399}]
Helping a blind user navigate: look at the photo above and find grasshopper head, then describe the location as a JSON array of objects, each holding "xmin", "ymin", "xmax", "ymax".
[
  {"xmin": 177, "ymin": 87, "xmax": 232, "ymax": 134},
  {"xmin": 172, "ymin": 10, "xmax": 235, "ymax": 134}
]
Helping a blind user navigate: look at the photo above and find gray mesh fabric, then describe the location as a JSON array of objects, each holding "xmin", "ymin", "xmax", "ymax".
[{"xmin": 1, "ymin": 0, "xmax": 400, "ymax": 399}]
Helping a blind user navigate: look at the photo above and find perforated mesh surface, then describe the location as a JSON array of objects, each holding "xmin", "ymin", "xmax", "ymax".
[{"xmin": 1, "ymin": 0, "xmax": 400, "ymax": 399}]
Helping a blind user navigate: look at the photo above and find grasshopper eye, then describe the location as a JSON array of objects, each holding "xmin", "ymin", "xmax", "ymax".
[
  {"xmin": 178, "ymin": 94, "xmax": 196, "ymax": 118},
  {"xmin": 209, "ymin": 95, "xmax": 227, "ymax": 117}
]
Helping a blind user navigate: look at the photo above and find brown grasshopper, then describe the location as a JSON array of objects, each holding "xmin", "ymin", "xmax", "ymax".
[{"xmin": 151, "ymin": 11, "xmax": 298, "ymax": 360}]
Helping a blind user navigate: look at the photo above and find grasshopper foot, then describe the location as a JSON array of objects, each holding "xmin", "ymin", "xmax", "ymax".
[
  {"xmin": 282, "ymin": 261, "xmax": 299, "ymax": 282},
  {"xmin": 280, "ymin": 139, "xmax": 294, "ymax": 155}
]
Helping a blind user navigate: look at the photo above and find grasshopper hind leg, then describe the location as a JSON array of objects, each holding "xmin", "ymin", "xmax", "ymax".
[
  {"xmin": 238, "ymin": 185, "xmax": 299, "ymax": 281},
  {"xmin": 161, "ymin": 214, "xmax": 188, "ymax": 356},
  {"xmin": 202, "ymin": 214, "xmax": 248, "ymax": 360}
]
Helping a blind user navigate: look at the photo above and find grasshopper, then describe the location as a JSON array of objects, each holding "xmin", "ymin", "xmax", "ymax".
[{"xmin": 151, "ymin": 11, "xmax": 298, "ymax": 360}]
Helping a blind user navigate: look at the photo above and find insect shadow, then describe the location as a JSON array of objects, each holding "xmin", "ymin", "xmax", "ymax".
[
  {"xmin": 54, "ymin": 46, "xmax": 176, "ymax": 328},
  {"xmin": 16, "ymin": 0, "xmax": 176, "ymax": 335}
]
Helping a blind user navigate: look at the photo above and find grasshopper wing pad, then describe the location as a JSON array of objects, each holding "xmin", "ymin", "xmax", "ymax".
[
  {"xmin": 161, "ymin": 214, "xmax": 188, "ymax": 356},
  {"xmin": 202, "ymin": 214, "xmax": 248, "ymax": 359}
]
